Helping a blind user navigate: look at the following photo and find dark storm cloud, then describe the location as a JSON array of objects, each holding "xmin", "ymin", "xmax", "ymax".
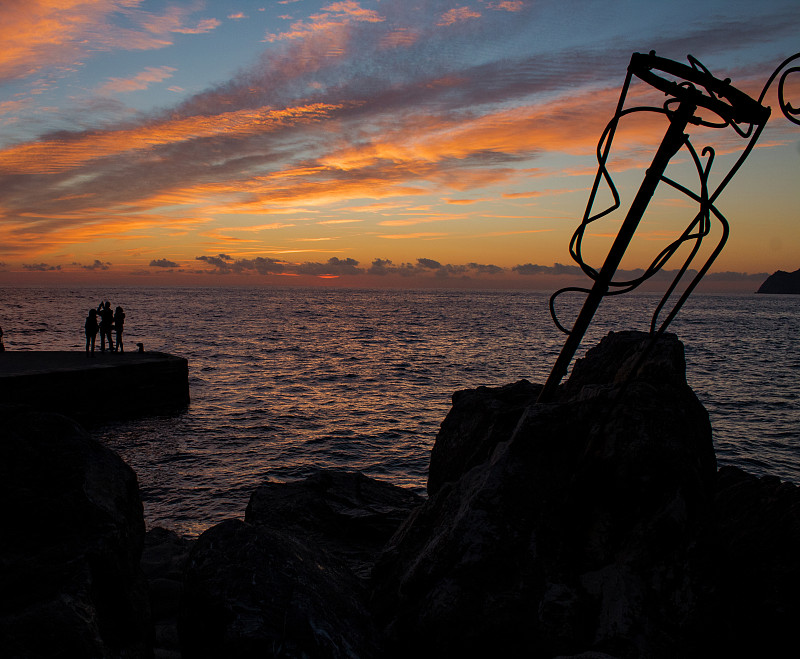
[
  {"xmin": 416, "ymin": 258, "xmax": 442, "ymax": 270},
  {"xmin": 366, "ymin": 258, "xmax": 503, "ymax": 278},
  {"xmin": 513, "ymin": 262, "xmax": 583, "ymax": 276},
  {"xmin": 81, "ymin": 259, "xmax": 111, "ymax": 270},
  {"xmin": 186, "ymin": 253, "xmax": 764, "ymax": 286},
  {"xmin": 22, "ymin": 263, "xmax": 61, "ymax": 271},
  {"xmin": 196, "ymin": 254, "xmax": 234, "ymax": 271},
  {"xmin": 294, "ymin": 257, "xmax": 363, "ymax": 276},
  {"xmin": 233, "ymin": 257, "xmax": 288, "ymax": 275},
  {"xmin": 468, "ymin": 263, "xmax": 504, "ymax": 275},
  {"xmin": 150, "ymin": 258, "xmax": 179, "ymax": 268}
]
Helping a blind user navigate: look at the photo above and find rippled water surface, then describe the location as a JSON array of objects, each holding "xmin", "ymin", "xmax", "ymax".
[{"xmin": 2, "ymin": 287, "xmax": 798, "ymax": 535}]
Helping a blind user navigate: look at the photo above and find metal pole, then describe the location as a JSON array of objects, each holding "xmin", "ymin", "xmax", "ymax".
[{"xmin": 537, "ymin": 97, "xmax": 697, "ymax": 403}]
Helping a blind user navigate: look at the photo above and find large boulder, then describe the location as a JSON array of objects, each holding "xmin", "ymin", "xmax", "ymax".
[
  {"xmin": 427, "ymin": 379, "xmax": 540, "ymax": 496},
  {"xmin": 180, "ymin": 471, "xmax": 422, "ymax": 657},
  {"xmin": 371, "ymin": 331, "xmax": 717, "ymax": 657},
  {"xmin": 179, "ymin": 518, "xmax": 381, "ymax": 658},
  {"xmin": 709, "ymin": 466, "xmax": 800, "ymax": 656},
  {"xmin": 141, "ymin": 527, "xmax": 194, "ymax": 658},
  {"xmin": 0, "ymin": 406, "xmax": 150, "ymax": 658},
  {"xmin": 245, "ymin": 470, "xmax": 423, "ymax": 580}
]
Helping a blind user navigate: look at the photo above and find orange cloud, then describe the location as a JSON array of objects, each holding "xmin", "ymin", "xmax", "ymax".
[
  {"xmin": 266, "ymin": 0, "xmax": 383, "ymax": 43},
  {"xmin": 0, "ymin": 102, "xmax": 346, "ymax": 174},
  {"xmin": 0, "ymin": 210, "xmax": 205, "ymax": 258},
  {"xmin": 437, "ymin": 7, "xmax": 482, "ymax": 27},
  {"xmin": 317, "ymin": 219, "xmax": 363, "ymax": 224},
  {"xmin": 379, "ymin": 232, "xmax": 448, "ymax": 239},
  {"xmin": 503, "ymin": 188, "xmax": 583, "ymax": 199},
  {"xmin": 0, "ymin": 1, "xmax": 216, "ymax": 82},
  {"xmin": 489, "ymin": 1, "xmax": 526, "ymax": 11},
  {"xmin": 380, "ymin": 28, "xmax": 420, "ymax": 49},
  {"xmin": 97, "ymin": 66, "xmax": 177, "ymax": 94},
  {"xmin": 378, "ymin": 213, "xmax": 468, "ymax": 227}
]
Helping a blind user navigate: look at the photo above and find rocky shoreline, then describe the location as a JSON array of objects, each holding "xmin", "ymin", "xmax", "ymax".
[{"xmin": 3, "ymin": 331, "xmax": 799, "ymax": 657}]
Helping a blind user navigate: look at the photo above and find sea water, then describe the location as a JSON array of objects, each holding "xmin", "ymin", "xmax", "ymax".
[{"xmin": 2, "ymin": 286, "xmax": 798, "ymax": 535}]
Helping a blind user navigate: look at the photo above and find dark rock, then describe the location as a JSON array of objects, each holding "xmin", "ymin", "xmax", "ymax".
[
  {"xmin": 179, "ymin": 518, "xmax": 381, "ymax": 658},
  {"xmin": 142, "ymin": 527, "xmax": 194, "ymax": 657},
  {"xmin": 245, "ymin": 469, "xmax": 423, "ymax": 580},
  {"xmin": 708, "ymin": 466, "xmax": 800, "ymax": 656},
  {"xmin": 427, "ymin": 379, "xmax": 540, "ymax": 496},
  {"xmin": 371, "ymin": 331, "xmax": 716, "ymax": 658},
  {"xmin": 179, "ymin": 471, "xmax": 421, "ymax": 656},
  {"xmin": 0, "ymin": 405, "xmax": 151, "ymax": 657},
  {"xmin": 756, "ymin": 267, "xmax": 800, "ymax": 293}
]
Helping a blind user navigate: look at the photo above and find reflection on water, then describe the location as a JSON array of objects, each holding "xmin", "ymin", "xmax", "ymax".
[{"xmin": 1, "ymin": 286, "xmax": 797, "ymax": 535}]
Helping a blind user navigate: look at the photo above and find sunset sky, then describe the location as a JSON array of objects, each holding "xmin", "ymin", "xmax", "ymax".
[{"xmin": 1, "ymin": 0, "xmax": 798, "ymax": 289}]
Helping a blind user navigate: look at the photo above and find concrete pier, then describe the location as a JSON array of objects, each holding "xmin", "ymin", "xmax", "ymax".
[{"xmin": 0, "ymin": 351, "xmax": 189, "ymax": 422}]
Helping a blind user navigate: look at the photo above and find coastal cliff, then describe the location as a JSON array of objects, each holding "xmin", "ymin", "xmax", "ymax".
[
  {"xmin": 756, "ymin": 267, "xmax": 800, "ymax": 293},
  {"xmin": 3, "ymin": 331, "xmax": 799, "ymax": 657}
]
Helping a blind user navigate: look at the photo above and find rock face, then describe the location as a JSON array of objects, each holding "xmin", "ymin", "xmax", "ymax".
[
  {"xmin": 180, "ymin": 518, "xmax": 380, "ymax": 658},
  {"xmin": 710, "ymin": 465, "xmax": 800, "ymax": 657},
  {"xmin": 756, "ymin": 267, "xmax": 800, "ymax": 293},
  {"xmin": 427, "ymin": 379, "xmax": 540, "ymax": 496},
  {"xmin": 0, "ymin": 405, "xmax": 151, "ymax": 657},
  {"xmin": 142, "ymin": 527, "xmax": 194, "ymax": 658},
  {"xmin": 245, "ymin": 469, "xmax": 424, "ymax": 580},
  {"xmin": 179, "ymin": 471, "xmax": 422, "ymax": 658},
  {"xmin": 372, "ymin": 331, "xmax": 718, "ymax": 657}
]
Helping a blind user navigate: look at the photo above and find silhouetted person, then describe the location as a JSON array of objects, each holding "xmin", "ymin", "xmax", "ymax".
[
  {"xmin": 113, "ymin": 306, "xmax": 125, "ymax": 352},
  {"xmin": 85, "ymin": 309, "xmax": 99, "ymax": 356},
  {"xmin": 98, "ymin": 300, "xmax": 114, "ymax": 352},
  {"xmin": 0, "ymin": 325, "xmax": 4, "ymax": 352}
]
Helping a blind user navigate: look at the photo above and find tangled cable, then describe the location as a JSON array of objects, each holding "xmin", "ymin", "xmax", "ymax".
[{"xmin": 549, "ymin": 51, "xmax": 800, "ymax": 338}]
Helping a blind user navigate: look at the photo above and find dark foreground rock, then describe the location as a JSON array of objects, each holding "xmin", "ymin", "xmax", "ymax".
[
  {"xmin": 142, "ymin": 527, "xmax": 194, "ymax": 658},
  {"xmin": 371, "ymin": 331, "xmax": 800, "ymax": 657},
  {"xmin": 0, "ymin": 405, "xmax": 151, "ymax": 657},
  {"xmin": 756, "ymin": 267, "xmax": 800, "ymax": 293},
  {"xmin": 427, "ymin": 378, "xmax": 540, "ymax": 496},
  {"xmin": 178, "ymin": 471, "xmax": 422, "ymax": 657},
  {"xmin": 710, "ymin": 465, "xmax": 800, "ymax": 656},
  {"xmin": 180, "ymin": 518, "xmax": 380, "ymax": 658},
  {"xmin": 5, "ymin": 331, "xmax": 800, "ymax": 658},
  {"xmin": 245, "ymin": 469, "xmax": 423, "ymax": 580}
]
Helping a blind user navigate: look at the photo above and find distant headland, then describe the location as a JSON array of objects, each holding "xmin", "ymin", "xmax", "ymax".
[{"xmin": 756, "ymin": 268, "xmax": 800, "ymax": 294}]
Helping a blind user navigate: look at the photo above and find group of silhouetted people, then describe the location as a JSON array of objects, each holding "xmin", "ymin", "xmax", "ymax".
[{"xmin": 85, "ymin": 301, "xmax": 125, "ymax": 356}]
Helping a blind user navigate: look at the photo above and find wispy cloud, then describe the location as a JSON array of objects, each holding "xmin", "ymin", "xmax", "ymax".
[
  {"xmin": 98, "ymin": 66, "xmax": 177, "ymax": 94},
  {"xmin": 437, "ymin": 7, "xmax": 482, "ymax": 27},
  {"xmin": 0, "ymin": 0, "xmax": 797, "ymax": 279},
  {"xmin": 0, "ymin": 1, "xmax": 218, "ymax": 82}
]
